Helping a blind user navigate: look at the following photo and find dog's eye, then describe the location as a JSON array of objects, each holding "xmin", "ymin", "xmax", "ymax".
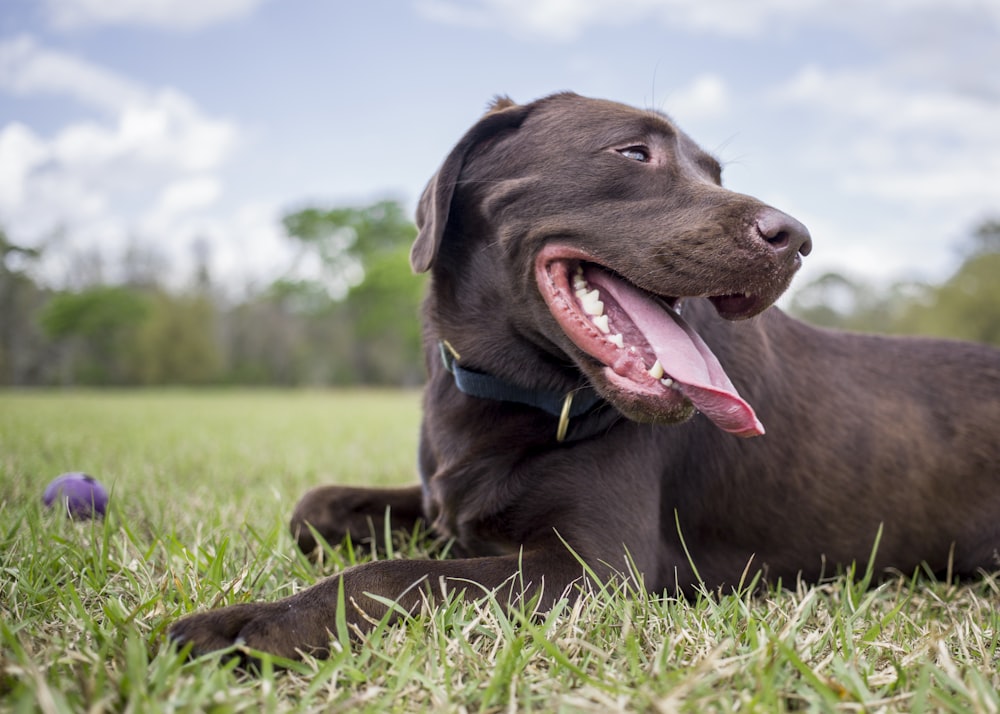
[{"xmin": 617, "ymin": 146, "xmax": 650, "ymax": 163}]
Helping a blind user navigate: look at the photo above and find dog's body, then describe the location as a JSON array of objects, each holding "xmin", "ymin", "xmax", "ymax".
[{"xmin": 170, "ymin": 93, "xmax": 1000, "ymax": 660}]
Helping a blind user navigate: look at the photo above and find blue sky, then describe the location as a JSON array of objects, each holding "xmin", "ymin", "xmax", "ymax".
[{"xmin": 1, "ymin": 0, "xmax": 998, "ymax": 297}]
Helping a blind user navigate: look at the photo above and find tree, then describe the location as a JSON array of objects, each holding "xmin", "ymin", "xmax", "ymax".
[
  {"xmin": 131, "ymin": 291, "xmax": 223, "ymax": 385},
  {"xmin": 0, "ymin": 228, "xmax": 49, "ymax": 385},
  {"xmin": 970, "ymin": 219, "xmax": 1000, "ymax": 255},
  {"xmin": 39, "ymin": 286, "xmax": 151, "ymax": 384},
  {"xmin": 787, "ymin": 272, "xmax": 917, "ymax": 334},
  {"xmin": 895, "ymin": 226, "xmax": 1000, "ymax": 345},
  {"xmin": 279, "ymin": 200, "xmax": 425, "ymax": 384},
  {"xmin": 788, "ymin": 218, "xmax": 1000, "ymax": 346}
]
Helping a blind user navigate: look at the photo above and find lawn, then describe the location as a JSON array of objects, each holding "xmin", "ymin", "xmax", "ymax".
[{"xmin": 1, "ymin": 390, "xmax": 997, "ymax": 712}]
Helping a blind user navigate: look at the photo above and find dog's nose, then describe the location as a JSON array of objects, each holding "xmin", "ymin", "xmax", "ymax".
[{"xmin": 756, "ymin": 208, "xmax": 813, "ymax": 257}]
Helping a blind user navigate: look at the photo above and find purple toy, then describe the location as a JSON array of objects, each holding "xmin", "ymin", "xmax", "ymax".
[{"xmin": 43, "ymin": 472, "xmax": 108, "ymax": 519}]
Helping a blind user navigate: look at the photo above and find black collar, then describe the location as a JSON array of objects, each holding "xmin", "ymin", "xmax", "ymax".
[{"xmin": 438, "ymin": 340, "xmax": 618, "ymax": 442}]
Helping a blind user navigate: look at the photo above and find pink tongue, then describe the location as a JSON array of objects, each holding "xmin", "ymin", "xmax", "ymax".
[{"xmin": 595, "ymin": 276, "xmax": 765, "ymax": 437}]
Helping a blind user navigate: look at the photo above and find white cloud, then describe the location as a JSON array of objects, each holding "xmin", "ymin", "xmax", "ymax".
[
  {"xmin": 5, "ymin": 86, "xmax": 240, "ymax": 209},
  {"xmin": 773, "ymin": 65, "xmax": 1000, "ymax": 209},
  {"xmin": 660, "ymin": 0, "xmax": 827, "ymax": 36},
  {"xmin": 143, "ymin": 175, "xmax": 223, "ymax": 237},
  {"xmin": 760, "ymin": 63, "xmax": 1000, "ymax": 284},
  {"xmin": 42, "ymin": 0, "xmax": 269, "ymax": 31},
  {"xmin": 0, "ymin": 39, "xmax": 237, "ymax": 172},
  {"xmin": 776, "ymin": 65, "xmax": 1000, "ymax": 134},
  {"xmin": 0, "ymin": 123, "xmax": 49, "ymax": 210},
  {"xmin": 416, "ymin": 0, "xmax": 1000, "ymax": 52},
  {"xmin": 171, "ymin": 201, "xmax": 291, "ymax": 293},
  {"xmin": 156, "ymin": 176, "xmax": 223, "ymax": 216},
  {"xmin": 416, "ymin": 0, "xmax": 828, "ymax": 41},
  {"xmin": 664, "ymin": 74, "xmax": 729, "ymax": 123},
  {"xmin": 45, "ymin": 90, "xmax": 238, "ymax": 173},
  {"xmin": 0, "ymin": 35, "xmax": 144, "ymax": 113},
  {"xmin": 0, "ymin": 37, "xmax": 242, "ymax": 287},
  {"xmin": 0, "ymin": 122, "xmax": 111, "ymax": 237}
]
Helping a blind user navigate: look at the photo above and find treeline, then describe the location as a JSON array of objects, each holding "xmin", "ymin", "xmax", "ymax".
[
  {"xmin": 0, "ymin": 200, "xmax": 426, "ymax": 387},
  {"xmin": 1, "ymin": 209, "xmax": 997, "ymax": 388},
  {"xmin": 787, "ymin": 219, "xmax": 1000, "ymax": 345}
]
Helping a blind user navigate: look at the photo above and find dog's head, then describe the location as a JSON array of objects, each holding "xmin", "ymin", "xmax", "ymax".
[{"xmin": 412, "ymin": 92, "xmax": 811, "ymax": 437}]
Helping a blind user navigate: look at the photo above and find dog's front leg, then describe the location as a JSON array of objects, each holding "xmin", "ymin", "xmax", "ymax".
[
  {"xmin": 168, "ymin": 548, "xmax": 590, "ymax": 661},
  {"xmin": 290, "ymin": 484, "xmax": 425, "ymax": 555}
]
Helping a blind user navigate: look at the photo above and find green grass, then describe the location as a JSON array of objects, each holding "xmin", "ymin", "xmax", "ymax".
[{"xmin": 1, "ymin": 390, "xmax": 998, "ymax": 713}]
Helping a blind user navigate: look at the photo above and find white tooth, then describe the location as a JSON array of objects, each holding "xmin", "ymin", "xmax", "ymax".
[
  {"xmin": 609, "ymin": 334, "xmax": 624, "ymax": 349},
  {"xmin": 661, "ymin": 377, "xmax": 674, "ymax": 388},
  {"xmin": 574, "ymin": 265, "xmax": 584, "ymax": 277},
  {"xmin": 581, "ymin": 290, "xmax": 604, "ymax": 316},
  {"xmin": 648, "ymin": 360, "xmax": 664, "ymax": 379},
  {"xmin": 575, "ymin": 288, "xmax": 588, "ymax": 299},
  {"xmin": 593, "ymin": 314, "xmax": 610, "ymax": 333},
  {"xmin": 573, "ymin": 278, "xmax": 587, "ymax": 291}
]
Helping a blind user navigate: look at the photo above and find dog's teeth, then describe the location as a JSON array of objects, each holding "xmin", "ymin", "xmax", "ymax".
[
  {"xmin": 648, "ymin": 360, "xmax": 664, "ymax": 379},
  {"xmin": 661, "ymin": 377, "xmax": 675, "ymax": 388},
  {"xmin": 609, "ymin": 333, "xmax": 624, "ymax": 349},
  {"xmin": 573, "ymin": 278, "xmax": 587, "ymax": 291},
  {"xmin": 580, "ymin": 289, "xmax": 604, "ymax": 316},
  {"xmin": 593, "ymin": 314, "xmax": 610, "ymax": 333}
]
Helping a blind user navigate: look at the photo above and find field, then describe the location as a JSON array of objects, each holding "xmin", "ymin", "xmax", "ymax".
[{"xmin": 1, "ymin": 390, "xmax": 998, "ymax": 713}]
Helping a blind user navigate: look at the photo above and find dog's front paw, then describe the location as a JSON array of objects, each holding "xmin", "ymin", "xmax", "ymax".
[
  {"xmin": 290, "ymin": 486, "xmax": 363, "ymax": 553},
  {"xmin": 169, "ymin": 601, "xmax": 328, "ymax": 662},
  {"xmin": 291, "ymin": 485, "xmax": 414, "ymax": 554}
]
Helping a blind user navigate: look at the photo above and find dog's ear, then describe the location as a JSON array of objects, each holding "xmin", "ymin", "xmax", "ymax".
[{"xmin": 410, "ymin": 97, "xmax": 530, "ymax": 273}]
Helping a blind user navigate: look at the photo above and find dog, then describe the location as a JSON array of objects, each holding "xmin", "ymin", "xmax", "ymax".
[{"xmin": 170, "ymin": 92, "xmax": 1000, "ymax": 661}]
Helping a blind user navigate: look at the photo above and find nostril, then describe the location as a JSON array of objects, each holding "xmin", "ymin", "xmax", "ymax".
[
  {"xmin": 764, "ymin": 229, "xmax": 790, "ymax": 250},
  {"xmin": 756, "ymin": 209, "xmax": 812, "ymax": 257}
]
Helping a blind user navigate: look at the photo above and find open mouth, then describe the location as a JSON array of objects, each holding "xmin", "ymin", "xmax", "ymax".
[{"xmin": 535, "ymin": 245, "xmax": 765, "ymax": 438}]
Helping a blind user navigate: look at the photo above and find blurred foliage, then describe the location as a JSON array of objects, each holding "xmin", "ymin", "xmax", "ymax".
[
  {"xmin": 278, "ymin": 200, "xmax": 425, "ymax": 384},
  {"xmin": 787, "ymin": 219, "xmax": 1000, "ymax": 347},
  {"xmin": 0, "ymin": 229, "xmax": 51, "ymax": 384},
  {"xmin": 0, "ymin": 200, "xmax": 426, "ymax": 387},
  {"xmin": 38, "ymin": 286, "xmax": 222, "ymax": 385},
  {"xmin": 131, "ymin": 292, "xmax": 222, "ymax": 384},
  {"xmin": 41, "ymin": 286, "xmax": 151, "ymax": 340},
  {"xmin": 39, "ymin": 286, "xmax": 152, "ymax": 384},
  {"xmin": 1, "ymin": 210, "xmax": 996, "ymax": 387}
]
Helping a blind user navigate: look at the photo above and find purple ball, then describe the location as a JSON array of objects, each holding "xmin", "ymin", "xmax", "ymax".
[{"xmin": 43, "ymin": 472, "xmax": 108, "ymax": 519}]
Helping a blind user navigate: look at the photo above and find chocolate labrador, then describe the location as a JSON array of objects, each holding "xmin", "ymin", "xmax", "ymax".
[{"xmin": 170, "ymin": 92, "xmax": 1000, "ymax": 660}]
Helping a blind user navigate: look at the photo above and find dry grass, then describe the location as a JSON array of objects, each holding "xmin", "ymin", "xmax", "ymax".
[{"xmin": 1, "ymin": 390, "xmax": 998, "ymax": 712}]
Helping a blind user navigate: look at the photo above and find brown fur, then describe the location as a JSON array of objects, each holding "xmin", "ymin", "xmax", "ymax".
[{"xmin": 170, "ymin": 92, "xmax": 1000, "ymax": 661}]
